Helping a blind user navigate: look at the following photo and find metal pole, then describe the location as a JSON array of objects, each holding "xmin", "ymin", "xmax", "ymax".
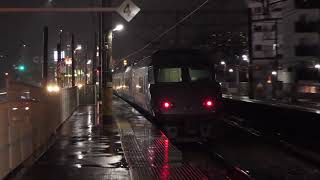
[
  {"xmin": 106, "ymin": 31, "xmax": 113, "ymax": 83},
  {"xmin": 43, "ymin": 26, "xmax": 48, "ymax": 87},
  {"xmin": 85, "ymin": 43, "xmax": 88, "ymax": 84},
  {"xmin": 98, "ymin": 5, "xmax": 103, "ymax": 101},
  {"xmin": 71, "ymin": 34, "xmax": 75, "ymax": 87},
  {"xmin": 58, "ymin": 31, "xmax": 62, "ymax": 63},
  {"xmin": 57, "ymin": 43, "xmax": 61, "ymax": 86},
  {"xmin": 93, "ymin": 32, "xmax": 97, "ymax": 85},
  {"xmin": 102, "ymin": 0, "xmax": 113, "ymax": 121},
  {"xmin": 248, "ymin": 8, "xmax": 255, "ymax": 99},
  {"xmin": 101, "ymin": 0, "xmax": 106, "ymax": 102}
]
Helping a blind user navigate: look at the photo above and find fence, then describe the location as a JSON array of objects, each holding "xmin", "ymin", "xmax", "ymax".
[{"xmin": 0, "ymin": 83, "xmax": 79, "ymax": 179}]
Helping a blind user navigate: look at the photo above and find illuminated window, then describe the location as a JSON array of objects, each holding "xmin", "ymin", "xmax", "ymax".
[
  {"xmin": 138, "ymin": 77, "xmax": 144, "ymax": 93},
  {"xmin": 188, "ymin": 68, "xmax": 211, "ymax": 81},
  {"xmin": 157, "ymin": 68, "xmax": 182, "ymax": 83}
]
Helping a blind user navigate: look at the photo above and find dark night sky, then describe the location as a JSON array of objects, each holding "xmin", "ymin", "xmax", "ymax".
[{"xmin": 0, "ymin": 0, "xmax": 247, "ymax": 86}]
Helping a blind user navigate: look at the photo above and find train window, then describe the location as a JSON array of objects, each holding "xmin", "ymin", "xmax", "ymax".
[
  {"xmin": 138, "ymin": 77, "xmax": 144, "ymax": 93},
  {"xmin": 188, "ymin": 67, "xmax": 212, "ymax": 81},
  {"xmin": 148, "ymin": 66, "xmax": 155, "ymax": 84},
  {"xmin": 125, "ymin": 78, "xmax": 130, "ymax": 89},
  {"xmin": 157, "ymin": 68, "xmax": 182, "ymax": 83}
]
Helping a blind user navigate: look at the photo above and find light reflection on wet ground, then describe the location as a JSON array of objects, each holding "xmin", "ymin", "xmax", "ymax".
[
  {"xmin": 13, "ymin": 96, "xmax": 320, "ymax": 180},
  {"xmin": 20, "ymin": 106, "xmax": 129, "ymax": 180},
  {"xmin": 114, "ymin": 97, "xmax": 252, "ymax": 180},
  {"xmin": 115, "ymin": 96, "xmax": 320, "ymax": 180}
]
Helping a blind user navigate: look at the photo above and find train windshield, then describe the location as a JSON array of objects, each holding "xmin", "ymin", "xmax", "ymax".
[
  {"xmin": 156, "ymin": 66, "xmax": 213, "ymax": 83},
  {"xmin": 157, "ymin": 68, "xmax": 182, "ymax": 83},
  {"xmin": 188, "ymin": 67, "xmax": 212, "ymax": 81}
]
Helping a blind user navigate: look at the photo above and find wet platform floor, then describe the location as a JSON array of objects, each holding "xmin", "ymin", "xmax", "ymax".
[
  {"xmin": 15, "ymin": 97, "xmax": 212, "ymax": 180},
  {"xmin": 19, "ymin": 106, "xmax": 129, "ymax": 180}
]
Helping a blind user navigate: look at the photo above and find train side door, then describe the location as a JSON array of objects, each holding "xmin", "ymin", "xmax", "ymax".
[{"xmin": 146, "ymin": 66, "xmax": 155, "ymax": 113}]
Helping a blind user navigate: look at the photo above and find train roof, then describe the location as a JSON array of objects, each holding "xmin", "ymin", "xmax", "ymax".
[{"xmin": 134, "ymin": 49, "xmax": 211, "ymax": 68}]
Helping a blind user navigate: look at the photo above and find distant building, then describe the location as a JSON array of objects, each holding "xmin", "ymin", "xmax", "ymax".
[{"xmin": 249, "ymin": 0, "xmax": 320, "ymax": 85}]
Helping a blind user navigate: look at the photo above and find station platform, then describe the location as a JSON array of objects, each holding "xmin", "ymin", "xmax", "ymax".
[{"xmin": 15, "ymin": 96, "xmax": 208, "ymax": 180}]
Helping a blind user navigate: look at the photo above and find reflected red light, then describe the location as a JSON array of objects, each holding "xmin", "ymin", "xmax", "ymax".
[
  {"xmin": 164, "ymin": 139, "xmax": 169, "ymax": 147},
  {"xmin": 162, "ymin": 137, "xmax": 170, "ymax": 180}
]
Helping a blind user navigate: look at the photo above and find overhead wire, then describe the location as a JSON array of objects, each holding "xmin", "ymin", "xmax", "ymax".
[{"xmin": 120, "ymin": 0, "xmax": 210, "ymax": 61}]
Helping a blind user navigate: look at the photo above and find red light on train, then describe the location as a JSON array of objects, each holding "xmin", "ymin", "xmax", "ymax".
[
  {"xmin": 204, "ymin": 99, "xmax": 215, "ymax": 108},
  {"xmin": 162, "ymin": 101, "xmax": 172, "ymax": 109},
  {"xmin": 206, "ymin": 100, "xmax": 213, "ymax": 106}
]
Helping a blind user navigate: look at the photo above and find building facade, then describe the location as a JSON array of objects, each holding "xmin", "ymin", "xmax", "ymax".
[{"xmin": 249, "ymin": 0, "xmax": 320, "ymax": 98}]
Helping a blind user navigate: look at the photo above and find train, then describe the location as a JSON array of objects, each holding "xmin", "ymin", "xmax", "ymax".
[{"xmin": 113, "ymin": 49, "xmax": 222, "ymax": 138}]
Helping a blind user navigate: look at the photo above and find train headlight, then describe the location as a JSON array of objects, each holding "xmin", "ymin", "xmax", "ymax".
[{"xmin": 47, "ymin": 84, "xmax": 60, "ymax": 93}]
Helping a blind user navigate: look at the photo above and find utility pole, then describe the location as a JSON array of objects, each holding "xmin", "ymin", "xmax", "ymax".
[
  {"xmin": 57, "ymin": 43, "xmax": 61, "ymax": 86},
  {"xmin": 248, "ymin": 8, "xmax": 254, "ymax": 99},
  {"xmin": 71, "ymin": 34, "xmax": 75, "ymax": 87},
  {"xmin": 43, "ymin": 26, "xmax": 48, "ymax": 87},
  {"xmin": 57, "ymin": 30, "xmax": 63, "ymax": 86},
  {"xmin": 58, "ymin": 31, "xmax": 62, "ymax": 63}
]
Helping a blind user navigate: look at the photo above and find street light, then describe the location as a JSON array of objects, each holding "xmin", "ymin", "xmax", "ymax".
[
  {"xmin": 242, "ymin": 55, "xmax": 249, "ymax": 62},
  {"xmin": 315, "ymin": 64, "xmax": 320, "ymax": 69},
  {"xmin": 123, "ymin": 59, "xmax": 128, "ymax": 66},
  {"xmin": 271, "ymin": 71, "xmax": 277, "ymax": 76},
  {"xmin": 228, "ymin": 68, "xmax": 234, "ymax": 73},
  {"xmin": 113, "ymin": 24, "xmax": 124, "ymax": 32},
  {"xmin": 220, "ymin": 61, "xmax": 226, "ymax": 65},
  {"xmin": 75, "ymin": 44, "xmax": 82, "ymax": 51}
]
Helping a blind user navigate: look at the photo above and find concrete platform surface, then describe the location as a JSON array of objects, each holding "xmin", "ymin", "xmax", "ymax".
[
  {"xmin": 18, "ymin": 105, "xmax": 129, "ymax": 180},
  {"xmin": 13, "ymin": 96, "xmax": 211, "ymax": 180}
]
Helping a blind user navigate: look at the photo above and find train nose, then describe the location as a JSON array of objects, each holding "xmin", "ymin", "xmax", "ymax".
[{"xmin": 183, "ymin": 106, "xmax": 193, "ymax": 112}]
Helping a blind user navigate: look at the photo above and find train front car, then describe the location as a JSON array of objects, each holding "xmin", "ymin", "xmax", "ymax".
[{"xmin": 150, "ymin": 49, "xmax": 222, "ymax": 138}]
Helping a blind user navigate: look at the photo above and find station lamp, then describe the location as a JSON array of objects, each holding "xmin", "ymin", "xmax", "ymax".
[
  {"xmin": 113, "ymin": 24, "xmax": 124, "ymax": 32},
  {"xmin": 123, "ymin": 59, "xmax": 128, "ymax": 66},
  {"xmin": 75, "ymin": 45, "xmax": 82, "ymax": 51},
  {"xmin": 242, "ymin": 55, "xmax": 249, "ymax": 62}
]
